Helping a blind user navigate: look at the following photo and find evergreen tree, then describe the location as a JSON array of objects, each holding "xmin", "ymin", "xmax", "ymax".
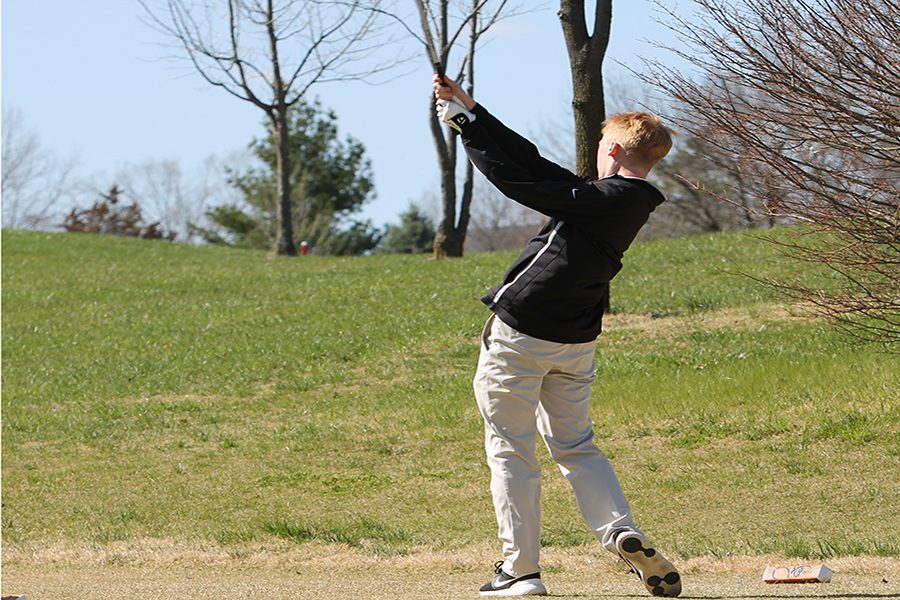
[
  {"xmin": 197, "ymin": 99, "xmax": 378, "ymax": 255},
  {"xmin": 377, "ymin": 205, "xmax": 435, "ymax": 254}
]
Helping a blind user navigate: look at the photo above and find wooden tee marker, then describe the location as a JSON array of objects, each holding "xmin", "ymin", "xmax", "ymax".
[{"xmin": 763, "ymin": 564, "xmax": 833, "ymax": 583}]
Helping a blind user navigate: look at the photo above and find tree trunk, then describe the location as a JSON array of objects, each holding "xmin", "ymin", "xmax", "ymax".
[
  {"xmin": 432, "ymin": 2, "xmax": 478, "ymax": 259},
  {"xmin": 455, "ymin": 27, "xmax": 476, "ymax": 252},
  {"xmin": 433, "ymin": 227, "xmax": 466, "ymax": 257},
  {"xmin": 559, "ymin": 0, "xmax": 612, "ymax": 178},
  {"xmin": 560, "ymin": 0, "xmax": 611, "ymax": 312},
  {"xmin": 432, "ymin": 146, "xmax": 469, "ymax": 257},
  {"xmin": 273, "ymin": 108, "xmax": 297, "ymax": 256},
  {"xmin": 432, "ymin": 93, "xmax": 461, "ymax": 258}
]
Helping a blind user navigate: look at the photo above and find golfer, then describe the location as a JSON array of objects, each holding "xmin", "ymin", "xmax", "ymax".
[{"xmin": 433, "ymin": 75, "xmax": 681, "ymax": 598}]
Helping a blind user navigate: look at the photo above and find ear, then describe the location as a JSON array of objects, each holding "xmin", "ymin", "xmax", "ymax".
[{"xmin": 607, "ymin": 141, "xmax": 623, "ymax": 157}]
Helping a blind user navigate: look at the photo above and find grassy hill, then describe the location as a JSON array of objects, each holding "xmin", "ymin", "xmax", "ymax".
[{"xmin": 2, "ymin": 228, "xmax": 897, "ymax": 560}]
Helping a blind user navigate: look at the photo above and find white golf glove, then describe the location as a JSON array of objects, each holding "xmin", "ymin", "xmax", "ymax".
[{"xmin": 436, "ymin": 98, "xmax": 476, "ymax": 133}]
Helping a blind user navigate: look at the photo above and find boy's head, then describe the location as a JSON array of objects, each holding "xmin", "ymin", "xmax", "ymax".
[{"xmin": 597, "ymin": 112, "xmax": 674, "ymax": 178}]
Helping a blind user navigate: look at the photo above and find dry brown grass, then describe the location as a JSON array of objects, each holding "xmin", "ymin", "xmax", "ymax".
[
  {"xmin": 603, "ymin": 303, "xmax": 817, "ymax": 339},
  {"xmin": 3, "ymin": 540, "xmax": 898, "ymax": 599}
]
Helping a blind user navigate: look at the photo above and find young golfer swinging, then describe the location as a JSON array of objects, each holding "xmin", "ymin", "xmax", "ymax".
[{"xmin": 433, "ymin": 75, "xmax": 681, "ymax": 598}]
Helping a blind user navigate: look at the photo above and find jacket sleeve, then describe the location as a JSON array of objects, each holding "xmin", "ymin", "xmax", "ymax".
[
  {"xmin": 460, "ymin": 112, "xmax": 629, "ymax": 223},
  {"xmin": 470, "ymin": 104, "xmax": 585, "ymax": 184}
]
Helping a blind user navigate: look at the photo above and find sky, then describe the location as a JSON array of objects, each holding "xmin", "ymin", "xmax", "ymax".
[{"xmin": 2, "ymin": 1, "xmax": 689, "ymax": 230}]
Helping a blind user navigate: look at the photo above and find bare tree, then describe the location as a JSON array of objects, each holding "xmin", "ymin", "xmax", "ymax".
[
  {"xmin": 530, "ymin": 72, "xmax": 674, "ymax": 173},
  {"xmin": 400, "ymin": 0, "xmax": 522, "ymax": 258},
  {"xmin": 653, "ymin": 130, "xmax": 778, "ymax": 233},
  {"xmin": 2, "ymin": 107, "xmax": 79, "ymax": 230},
  {"xmin": 116, "ymin": 156, "xmax": 229, "ymax": 243},
  {"xmin": 532, "ymin": 74, "xmax": 779, "ymax": 236},
  {"xmin": 558, "ymin": 0, "xmax": 611, "ymax": 178},
  {"xmin": 528, "ymin": 74, "xmax": 776, "ymax": 238},
  {"xmin": 466, "ymin": 181, "xmax": 545, "ymax": 252},
  {"xmin": 649, "ymin": 0, "xmax": 900, "ymax": 344},
  {"xmin": 140, "ymin": 0, "xmax": 397, "ymax": 256}
]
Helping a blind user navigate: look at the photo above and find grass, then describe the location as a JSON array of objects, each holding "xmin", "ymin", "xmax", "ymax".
[
  {"xmin": 2, "ymin": 227, "xmax": 898, "ymax": 561},
  {"xmin": 262, "ymin": 517, "xmax": 414, "ymax": 556}
]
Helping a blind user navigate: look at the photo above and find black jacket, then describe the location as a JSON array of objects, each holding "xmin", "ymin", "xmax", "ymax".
[{"xmin": 461, "ymin": 104, "xmax": 666, "ymax": 343}]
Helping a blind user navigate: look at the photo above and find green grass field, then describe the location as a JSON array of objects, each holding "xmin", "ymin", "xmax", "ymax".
[{"xmin": 2, "ymin": 228, "xmax": 898, "ymax": 563}]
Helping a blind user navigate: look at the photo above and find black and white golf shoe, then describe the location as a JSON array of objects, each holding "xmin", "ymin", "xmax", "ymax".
[
  {"xmin": 615, "ymin": 532, "xmax": 682, "ymax": 597},
  {"xmin": 479, "ymin": 561, "xmax": 547, "ymax": 596}
]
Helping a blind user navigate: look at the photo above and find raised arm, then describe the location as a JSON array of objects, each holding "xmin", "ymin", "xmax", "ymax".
[{"xmin": 433, "ymin": 75, "xmax": 584, "ymax": 183}]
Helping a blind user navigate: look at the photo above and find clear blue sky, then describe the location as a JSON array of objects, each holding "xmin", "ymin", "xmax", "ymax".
[{"xmin": 2, "ymin": 1, "xmax": 687, "ymax": 228}]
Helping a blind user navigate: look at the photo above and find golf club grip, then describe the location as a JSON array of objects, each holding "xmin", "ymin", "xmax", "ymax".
[{"xmin": 434, "ymin": 61, "xmax": 449, "ymax": 87}]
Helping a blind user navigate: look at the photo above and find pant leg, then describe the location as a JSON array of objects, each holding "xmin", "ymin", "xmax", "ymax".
[
  {"xmin": 473, "ymin": 316, "xmax": 547, "ymax": 577},
  {"xmin": 535, "ymin": 348, "xmax": 637, "ymax": 553}
]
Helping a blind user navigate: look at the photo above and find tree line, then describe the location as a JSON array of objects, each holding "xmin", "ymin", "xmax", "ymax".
[{"xmin": 3, "ymin": 0, "xmax": 896, "ymax": 342}]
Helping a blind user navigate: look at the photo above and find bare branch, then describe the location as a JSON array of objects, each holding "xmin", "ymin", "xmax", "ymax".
[
  {"xmin": 140, "ymin": 0, "xmax": 403, "ymax": 255},
  {"xmin": 403, "ymin": 0, "xmax": 532, "ymax": 257},
  {"xmin": 644, "ymin": 0, "xmax": 900, "ymax": 344}
]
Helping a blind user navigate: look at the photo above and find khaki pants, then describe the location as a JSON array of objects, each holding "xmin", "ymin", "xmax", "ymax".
[{"xmin": 473, "ymin": 314, "xmax": 637, "ymax": 577}]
